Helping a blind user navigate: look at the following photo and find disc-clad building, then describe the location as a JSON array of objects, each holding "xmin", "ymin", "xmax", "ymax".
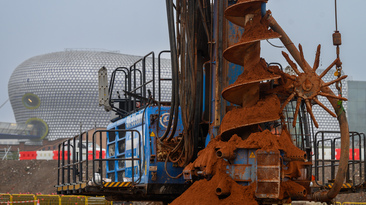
[{"xmin": 7, "ymin": 50, "xmax": 171, "ymax": 144}]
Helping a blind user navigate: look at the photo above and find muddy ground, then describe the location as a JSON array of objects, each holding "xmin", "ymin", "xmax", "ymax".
[{"xmin": 0, "ymin": 160, "xmax": 58, "ymax": 194}]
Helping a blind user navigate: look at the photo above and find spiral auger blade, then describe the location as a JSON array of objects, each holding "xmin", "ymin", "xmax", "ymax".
[
  {"xmin": 225, "ymin": 0, "xmax": 267, "ymax": 28},
  {"xmin": 223, "ymin": 11, "xmax": 281, "ymax": 67},
  {"xmin": 219, "ymin": 0, "xmax": 282, "ymax": 138}
]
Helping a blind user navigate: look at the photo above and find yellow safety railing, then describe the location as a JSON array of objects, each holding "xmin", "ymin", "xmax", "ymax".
[
  {"xmin": 0, "ymin": 194, "xmax": 12, "ymax": 205},
  {"xmin": 0, "ymin": 195, "xmax": 111, "ymax": 205},
  {"xmin": 11, "ymin": 194, "xmax": 36, "ymax": 205},
  {"xmin": 36, "ymin": 195, "xmax": 61, "ymax": 205},
  {"xmin": 4, "ymin": 194, "xmax": 366, "ymax": 205},
  {"xmin": 61, "ymin": 196, "xmax": 87, "ymax": 205},
  {"xmin": 60, "ymin": 196, "xmax": 111, "ymax": 205},
  {"xmin": 86, "ymin": 197, "xmax": 111, "ymax": 205}
]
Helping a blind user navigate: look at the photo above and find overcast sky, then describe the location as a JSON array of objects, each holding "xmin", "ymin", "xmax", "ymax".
[{"xmin": 0, "ymin": 0, "xmax": 364, "ymax": 123}]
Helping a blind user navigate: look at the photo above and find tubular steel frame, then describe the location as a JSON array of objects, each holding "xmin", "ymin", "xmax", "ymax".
[{"xmin": 56, "ymin": 129, "xmax": 142, "ymax": 193}]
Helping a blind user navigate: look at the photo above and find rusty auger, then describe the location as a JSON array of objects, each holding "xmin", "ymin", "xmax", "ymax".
[
  {"xmin": 220, "ymin": 0, "xmax": 309, "ymax": 202},
  {"xmin": 220, "ymin": 0, "xmax": 282, "ymax": 139},
  {"xmin": 223, "ymin": 0, "xmax": 349, "ymax": 202}
]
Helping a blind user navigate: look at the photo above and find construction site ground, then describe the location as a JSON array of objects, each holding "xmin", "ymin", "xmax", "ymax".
[
  {"xmin": 0, "ymin": 160, "xmax": 365, "ymax": 203},
  {"xmin": 0, "ymin": 160, "xmax": 58, "ymax": 194}
]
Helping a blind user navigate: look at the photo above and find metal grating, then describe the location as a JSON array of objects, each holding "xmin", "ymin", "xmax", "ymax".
[
  {"xmin": 283, "ymin": 67, "xmax": 348, "ymax": 147},
  {"xmin": 311, "ymin": 68, "xmax": 348, "ymax": 146}
]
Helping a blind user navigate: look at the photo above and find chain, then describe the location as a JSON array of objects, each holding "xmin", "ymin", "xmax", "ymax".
[
  {"xmin": 333, "ymin": 0, "xmax": 343, "ymax": 98},
  {"xmin": 335, "ymin": 64, "xmax": 342, "ymax": 97},
  {"xmin": 335, "ymin": 63, "xmax": 345, "ymax": 117}
]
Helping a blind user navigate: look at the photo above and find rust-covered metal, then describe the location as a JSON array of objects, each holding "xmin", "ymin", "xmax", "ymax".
[
  {"xmin": 267, "ymin": 14, "xmax": 350, "ymax": 202},
  {"xmin": 216, "ymin": 177, "xmax": 232, "ymax": 197},
  {"xmin": 221, "ymin": 1, "xmax": 309, "ymax": 202},
  {"xmin": 255, "ymin": 150, "xmax": 281, "ymax": 199},
  {"xmin": 224, "ymin": 0, "xmax": 267, "ymax": 27}
]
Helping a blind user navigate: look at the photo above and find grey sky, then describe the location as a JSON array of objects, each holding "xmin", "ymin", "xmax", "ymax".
[{"xmin": 0, "ymin": 0, "xmax": 364, "ymax": 123}]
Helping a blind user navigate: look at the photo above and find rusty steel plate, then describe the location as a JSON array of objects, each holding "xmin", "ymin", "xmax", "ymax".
[
  {"xmin": 255, "ymin": 149, "xmax": 281, "ymax": 199},
  {"xmin": 225, "ymin": 0, "xmax": 267, "ymax": 27}
]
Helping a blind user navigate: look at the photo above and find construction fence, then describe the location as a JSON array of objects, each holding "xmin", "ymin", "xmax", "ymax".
[
  {"xmin": 18, "ymin": 150, "xmax": 106, "ymax": 160},
  {"xmin": 0, "ymin": 194, "xmax": 112, "ymax": 205},
  {"xmin": 0, "ymin": 150, "xmax": 19, "ymax": 160},
  {"xmin": 289, "ymin": 203, "xmax": 359, "ymax": 205},
  {"xmin": 2, "ymin": 194, "xmax": 366, "ymax": 205}
]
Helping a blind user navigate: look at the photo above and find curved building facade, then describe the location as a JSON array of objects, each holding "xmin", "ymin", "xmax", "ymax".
[{"xmin": 8, "ymin": 50, "xmax": 171, "ymax": 141}]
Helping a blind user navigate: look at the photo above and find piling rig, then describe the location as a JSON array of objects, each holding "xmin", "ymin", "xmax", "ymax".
[{"xmin": 56, "ymin": 0, "xmax": 366, "ymax": 204}]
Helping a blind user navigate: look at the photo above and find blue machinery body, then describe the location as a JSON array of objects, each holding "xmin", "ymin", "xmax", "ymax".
[{"xmin": 105, "ymin": 107, "xmax": 185, "ymax": 187}]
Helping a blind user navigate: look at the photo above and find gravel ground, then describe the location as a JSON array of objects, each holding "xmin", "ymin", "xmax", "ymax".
[{"xmin": 0, "ymin": 160, "xmax": 58, "ymax": 194}]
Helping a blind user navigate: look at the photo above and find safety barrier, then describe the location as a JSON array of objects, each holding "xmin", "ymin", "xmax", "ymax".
[
  {"xmin": 0, "ymin": 194, "xmax": 12, "ymax": 204},
  {"xmin": 52, "ymin": 151, "xmax": 70, "ymax": 161},
  {"xmin": 2, "ymin": 194, "xmax": 365, "ymax": 205},
  {"xmin": 36, "ymin": 195, "xmax": 60, "ymax": 205},
  {"xmin": 86, "ymin": 197, "xmax": 111, "ymax": 205},
  {"xmin": 61, "ymin": 196, "xmax": 86, "ymax": 205},
  {"xmin": 0, "ymin": 195, "xmax": 110, "ymax": 205},
  {"xmin": 88, "ymin": 151, "xmax": 106, "ymax": 160},
  {"xmin": 335, "ymin": 148, "xmax": 364, "ymax": 160},
  {"xmin": 60, "ymin": 196, "xmax": 111, "ymax": 205},
  {"xmin": 19, "ymin": 152, "xmax": 37, "ymax": 160},
  {"xmin": 314, "ymin": 148, "xmax": 332, "ymax": 160},
  {"xmin": 311, "ymin": 148, "xmax": 364, "ymax": 160},
  {"xmin": 18, "ymin": 151, "xmax": 105, "ymax": 161},
  {"xmin": 11, "ymin": 194, "xmax": 36, "ymax": 205},
  {"xmin": 35, "ymin": 151, "xmax": 54, "ymax": 160}
]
